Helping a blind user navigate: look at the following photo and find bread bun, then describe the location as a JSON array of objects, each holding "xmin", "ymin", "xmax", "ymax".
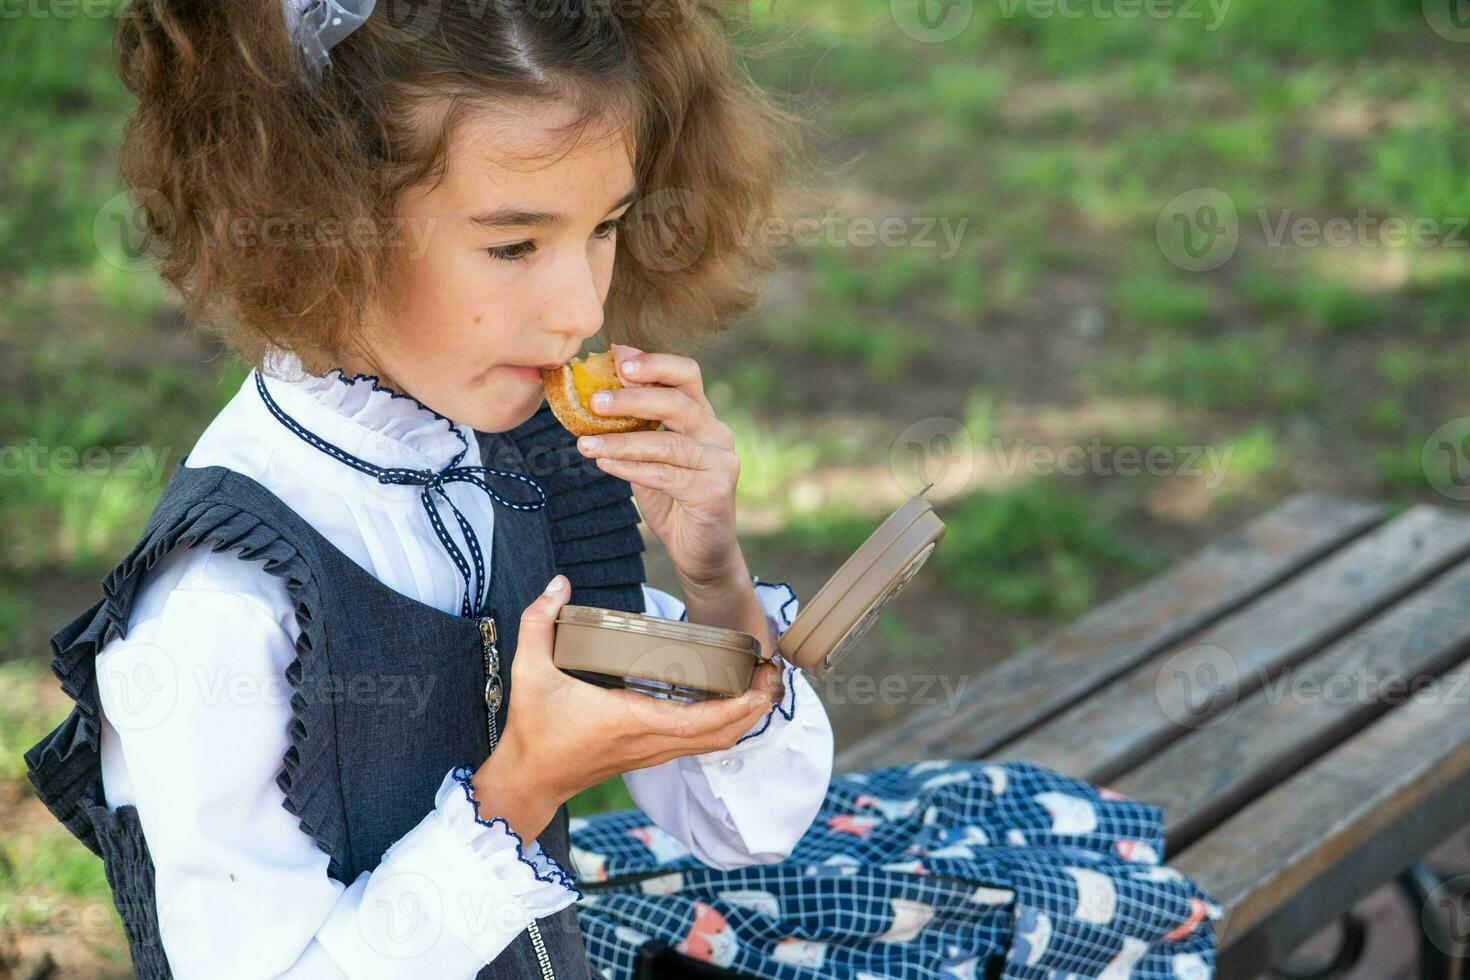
[{"xmin": 541, "ymin": 350, "xmax": 661, "ymax": 437}]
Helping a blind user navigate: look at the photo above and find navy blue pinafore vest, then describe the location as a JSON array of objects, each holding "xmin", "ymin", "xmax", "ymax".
[{"xmin": 23, "ymin": 401, "xmax": 648, "ymax": 979}]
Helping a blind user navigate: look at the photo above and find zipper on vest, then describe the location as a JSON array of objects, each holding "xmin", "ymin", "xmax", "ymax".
[
  {"xmin": 479, "ymin": 613, "xmax": 557, "ymax": 980},
  {"xmin": 479, "ymin": 616, "xmax": 504, "ymax": 748}
]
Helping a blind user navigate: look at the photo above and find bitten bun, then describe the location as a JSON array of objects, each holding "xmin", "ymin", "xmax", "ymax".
[{"xmin": 541, "ymin": 350, "xmax": 661, "ymax": 437}]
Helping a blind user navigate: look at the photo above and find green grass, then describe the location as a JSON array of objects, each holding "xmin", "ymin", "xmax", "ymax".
[
  {"xmin": 726, "ymin": 408, "xmax": 849, "ymax": 510},
  {"xmin": 932, "ymin": 483, "xmax": 1163, "ymax": 620},
  {"xmin": 567, "ymin": 778, "xmax": 636, "ymax": 818},
  {"xmin": 0, "ymin": 660, "xmax": 122, "ymax": 950},
  {"xmin": 1095, "ymin": 331, "xmax": 1320, "ymax": 414},
  {"xmin": 1377, "ymin": 436, "xmax": 1436, "ymax": 498},
  {"xmin": 781, "ymin": 481, "xmax": 1162, "ymax": 620},
  {"xmin": 0, "ymin": 0, "xmax": 133, "ymax": 277},
  {"xmin": 807, "ymin": 242, "xmax": 964, "ymax": 308},
  {"xmin": 1113, "ymin": 267, "xmax": 1219, "ymax": 331},
  {"xmin": 757, "ymin": 303, "xmax": 938, "ymax": 383},
  {"xmin": 0, "ymin": 660, "xmax": 72, "ymax": 790}
]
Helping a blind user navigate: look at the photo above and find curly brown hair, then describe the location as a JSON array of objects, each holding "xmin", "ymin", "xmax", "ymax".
[{"xmin": 115, "ymin": 0, "xmax": 814, "ymax": 374}]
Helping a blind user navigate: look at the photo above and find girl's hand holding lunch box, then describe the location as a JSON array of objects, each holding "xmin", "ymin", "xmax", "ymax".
[{"xmin": 470, "ymin": 572, "xmax": 784, "ymax": 844}]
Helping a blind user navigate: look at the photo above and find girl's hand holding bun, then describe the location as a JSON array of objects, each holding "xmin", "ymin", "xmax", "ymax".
[
  {"xmin": 572, "ymin": 343, "xmax": 745, "ymax": 591},
  {"xmin": 468, "ymin": 575, "xmax": 786, "ymax": 844}
]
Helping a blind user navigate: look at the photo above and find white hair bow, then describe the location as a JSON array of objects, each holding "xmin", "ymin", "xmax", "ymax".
[{"xmin": 284, "ymin": 0, "xmax": 377, "ymax": 76}]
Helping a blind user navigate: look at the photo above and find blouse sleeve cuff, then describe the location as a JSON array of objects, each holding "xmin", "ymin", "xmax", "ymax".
[
  {"xmin": 750, "ymin": 577, "xmax": 800, "ymax": 643},
  {"xmin": 362, "ymin": 767, "xmax": 580, "ymax": 966},
  {"xmin": 441, "ymin": 765, "xmax": 583, "ymax": 900},
  {"xmin": 736, "ymin": 578, "xmax": 802, "ymax": 745}
]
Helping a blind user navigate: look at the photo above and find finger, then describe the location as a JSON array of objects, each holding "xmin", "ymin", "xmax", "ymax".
[
  {"xmin": 593, "ymin": 457, "xmax": 729, "ymax": 499},
  {"xmin": 579, "ymin": 431, "xmax": 734, "ymax": 476},
  {"xmin": 703, "ymin": 705, "xmax": 772, "ymax": 753},
  {"xmin": 589, "ymin": 384, "xmax": 709, "ymax": 436},
  {"xmin": 611, "ymin": 344, "xmax": 712, "ymax": 412},
  {"xmin": 515, "ymin": 574, "xmax": 571, "ymax": 669},
  {"xmin": 642, "ymin": 687, "xmax": 772, "ymax": 741},
  {"xmin": 747, "ymin": 661, "xmax": 785, "ymax": 704}
]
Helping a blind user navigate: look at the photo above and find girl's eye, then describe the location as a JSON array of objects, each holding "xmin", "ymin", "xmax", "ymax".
[
  {"xmin": 486, "ymin": 240, "xmax": 536, "ymax": 263},
  {"xmin": 593, "ymin": 215, "xmax": 625, "ymax": 241},
  {"xmin": 485, "ymin": 217, "xmax": 623, "ymax": 263}
]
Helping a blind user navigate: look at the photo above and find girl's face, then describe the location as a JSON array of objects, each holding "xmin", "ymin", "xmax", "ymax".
[{"xmin": 342, "ymin": 97, "xmax": 639, "ymax": 433}]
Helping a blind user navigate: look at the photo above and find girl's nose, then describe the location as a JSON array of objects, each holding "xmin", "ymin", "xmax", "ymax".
[{"xmin": 545, "ymin": 260, "xmax": 607, "ymax": 342}]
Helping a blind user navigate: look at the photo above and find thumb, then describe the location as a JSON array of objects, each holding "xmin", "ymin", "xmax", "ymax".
[{"xmin": 517, "ymin": 574, "xmax": 571, "ymax": 664}]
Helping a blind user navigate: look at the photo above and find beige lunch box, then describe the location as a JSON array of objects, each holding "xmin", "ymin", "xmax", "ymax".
[{"xmin": 552, "ymin": 487, "xmax": 946, "ymax": 701}]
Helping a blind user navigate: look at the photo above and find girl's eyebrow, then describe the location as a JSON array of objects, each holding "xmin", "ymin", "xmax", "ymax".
[{"xmin": 469, "ymin": 185, "xmax": 640, "ymax": 229}]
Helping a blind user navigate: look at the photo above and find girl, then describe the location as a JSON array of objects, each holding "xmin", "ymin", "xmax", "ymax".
[
  {"xmin": 28, "ymin": 1, "xmax": 1223, "ymax": 977},
  {"xmin": 26, "ymin": 0, "xmax": 833, "ymax": 977}
]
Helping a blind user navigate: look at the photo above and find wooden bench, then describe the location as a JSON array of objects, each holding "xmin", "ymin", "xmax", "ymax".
[{"xmin": 837, "ymin": 492, "xmax": 1470, "ymax": 978}]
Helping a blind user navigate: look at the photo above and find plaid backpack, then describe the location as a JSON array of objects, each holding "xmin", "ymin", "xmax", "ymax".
[{"xmin": 569, "ymin": 760, "xmax": 1220, "ymax": 980}]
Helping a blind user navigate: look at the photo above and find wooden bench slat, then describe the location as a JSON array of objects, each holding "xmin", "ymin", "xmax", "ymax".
[
  {"xmin": 1110, "ymin": 559, "xmax": 1470, "ymax": 852},
  {"xmin": 1171, "ymin": 655, "xmax": 1470, "ymax": 977},
  {"xmin": 989, "ymin": 505, "xmax": 1470, "ymax": 785},
  {"xmin": 836, "ymin": 493, "xmax": 1386, "ymax": 771}
]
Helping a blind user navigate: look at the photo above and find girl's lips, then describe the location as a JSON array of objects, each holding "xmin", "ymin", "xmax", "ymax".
[{"xmin": 504, "ymin": 365, "xmax": 546, "ymax": 382}]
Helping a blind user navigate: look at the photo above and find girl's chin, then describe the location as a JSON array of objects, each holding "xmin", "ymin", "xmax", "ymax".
[{"xmin": 467, "ymin": 381, "xmax": 547, "ymax": 434}]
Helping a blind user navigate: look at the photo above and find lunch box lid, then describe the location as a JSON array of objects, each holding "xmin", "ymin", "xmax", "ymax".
[
  {"xmin": 777, "ymin": 487, "xmax": 946, "ymax": 677},
  {"xmin": 556, "ymin": 604, "xmax": 762, "ymax": 655}
]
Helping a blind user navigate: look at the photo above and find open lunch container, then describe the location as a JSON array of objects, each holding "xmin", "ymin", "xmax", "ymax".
[{"xmin": 552, "ymin": 486, "xmax": 946, "ymax": 701}]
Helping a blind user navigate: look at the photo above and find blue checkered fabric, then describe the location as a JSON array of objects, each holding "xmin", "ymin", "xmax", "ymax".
[{"xmin": 569, "ymin": 760, "xmax": 1219, "ymax": 979}]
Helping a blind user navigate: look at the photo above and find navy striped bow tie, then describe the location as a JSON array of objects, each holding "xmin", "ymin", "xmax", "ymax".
[{"xmin": 255, "ymin": 370, "xmax": 546, "ymax": 618}]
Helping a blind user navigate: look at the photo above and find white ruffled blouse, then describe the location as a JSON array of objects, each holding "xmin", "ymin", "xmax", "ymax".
[{"xmin": 95, "ymin": 349, "xmax": 834, "ymax": 978}]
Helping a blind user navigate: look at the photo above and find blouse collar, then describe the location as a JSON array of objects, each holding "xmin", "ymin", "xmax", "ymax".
[{"xmin": 257, "ymin": 346, "xmax": 474, "ymax": 473}]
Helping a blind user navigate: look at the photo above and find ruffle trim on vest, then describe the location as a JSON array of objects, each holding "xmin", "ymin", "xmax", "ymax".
[
  {"xmin": 24, "ymin": 490, "xmax": 352, "ymax": 883},
  {"xmin": 449, "ymin": 765, "xmax": 585, "ymax": 899},
  {"xmin": 27, "ymin": 401, "xmax": 645, "ymax": 890},
  {"xmin": 79, "ymin": 798, "xmax": 172, "ymax": 979}
]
